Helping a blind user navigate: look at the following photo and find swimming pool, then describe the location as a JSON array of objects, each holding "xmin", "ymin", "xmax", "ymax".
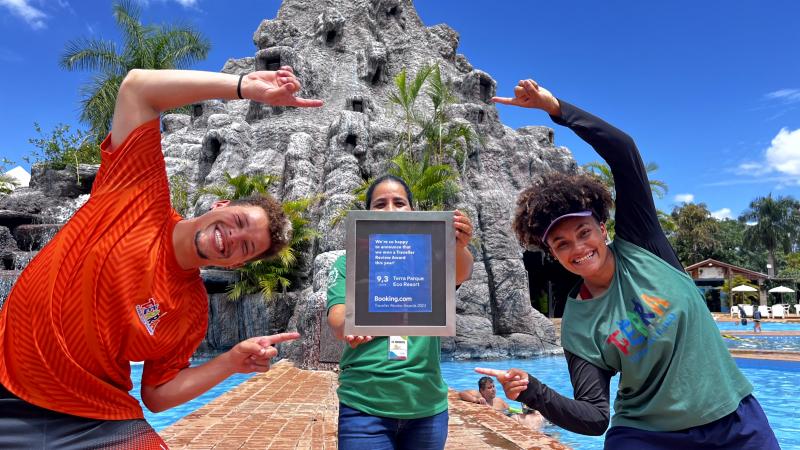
[
  {"xmin": 440, "ymin": 356, "xmax": 799, "ymax": 449},
  {"xmin": 721, "ymin": 335, "xmax": 800, "ymax": 352},
  {"xmin": 129, "ymin": 361, "xmax": 254, "ymax": 431},
  {"xmin": 716, "ymin": 321, "xmax": 800, "ymax": 332}
]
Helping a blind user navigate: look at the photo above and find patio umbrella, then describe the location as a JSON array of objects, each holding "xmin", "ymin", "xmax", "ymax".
[
  {"xmin": 731, "ymin": 285, "xmax": 758, "ymax": 307},
  {"xmin": 768, "ymin": 286, "xmax": 795, "ymax": 304},
  {"xmin": 732, "ymin": 285, "xmax": 758, "ymax": 292}
]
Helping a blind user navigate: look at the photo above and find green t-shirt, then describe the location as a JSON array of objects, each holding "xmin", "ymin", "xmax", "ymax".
[
  {"xmin": 561, "ymin": 238, "xmax": 752, "ymax": 431},
  {"xmin": 326, "ymin": 255, "xmax": 449, "ymax": 419}
]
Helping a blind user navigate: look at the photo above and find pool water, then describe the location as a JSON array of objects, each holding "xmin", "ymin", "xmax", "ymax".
[
  {"xmin": 722, "ymin": 335, "xmax": 800, "ymax": 352},
  {"xmin": 716, "ymin": 321, "xmax": 800, "ymax": 332},
  {"xmin": 129, "ymin": 361, "xmax": 254, "ymax": 431},
  {"xmin": 128, "ymin": 356, "xmax": 799, "ymax": 448},
  {"xmin": 440, "ymin": 356, "xmax": 799, "ymax": 449}
]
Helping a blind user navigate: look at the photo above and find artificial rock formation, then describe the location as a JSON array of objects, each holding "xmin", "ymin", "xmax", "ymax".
[
  {"xmin": 1, "ymin": 0, "xmax": 577, "ymax": 365},
  {"xmin": 159, "ymin": 0, "xmax": 574, "ymax": 365}
]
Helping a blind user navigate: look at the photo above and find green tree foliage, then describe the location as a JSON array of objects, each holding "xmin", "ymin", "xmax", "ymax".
[
  {"xmin": 384, "ymin": 65, "xmax": 471, "ymax": 207},
  {"xmin": 418, "ymin": 66, "xmax": 478, "ymax": 170},
  {"xmin": 739, "ymin": 194, "xmax": 800, "ymax": 277},
  {"xmin": 581, "ymin": 161, "xmax": 670, "ymax": 238},
  {"xmin": 669, "ymin": 203, "xmax": 721, "ymax": 266},
  {"xmin": 200, "ymin": 172, "xmax": 319, "ymax": 302},
  {"xmin": 721, "ymin": 275, "xmax": 760, "ymax": 306},
  {"xmin": 341, "ymin": 65, "xmax": 471, "ymax": 219},
  {"xmin": 711, "ymin": 219, "xmax": 765, "ymax": 272},
  {"xmin": 60, "ymin": 0, "xmax": 210, "ymax": 140},
  {"xmin": 26, "ymin": 123, "xmax": 101, "ymax": 169},
  {"xmin": 778, "ymin": 252, "xmax": 800, "ymax": 280},
  {"xmin": 388, "ymin": 66, "xmax": 433, "ymax": 156},
  {"xmin": 386, "ymin": 152, "xmax": 460, "ymax": 211},
  {"xmin": 0, "ymin": 159, "xmax": 19, "ymax": 195},
  {"xmin": 168, "ymin": 173, "xmax": 191, "ymax": 217}
]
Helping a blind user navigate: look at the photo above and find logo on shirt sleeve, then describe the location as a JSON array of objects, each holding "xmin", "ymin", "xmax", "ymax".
[
  {"xmin": 136, "ymin": 298, "xmax": 165, "ymax": 336},
  {"xmin": 328, "ymin": 266, "xmax": 339, "ymax": 286}
]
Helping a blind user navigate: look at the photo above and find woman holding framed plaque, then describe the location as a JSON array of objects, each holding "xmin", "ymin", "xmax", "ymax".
[
  {"xmin": 326, "ymin": 175, "xmax": 474, "ymax": 450},
  {"xmin": 476, "ymin": 79, "xmax": 778, "ymax": 449}
]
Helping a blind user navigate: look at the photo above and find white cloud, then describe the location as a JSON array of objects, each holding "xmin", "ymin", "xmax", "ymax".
[
  {"xmin": 710, "ymin": 208, "xmax": 732, "ymax": 220},
  {"xmin": 0, "ymin": 0, "xmax": 47, "ymax": 29},
  {"xmin": 765, "ymin": 127, "xmax": 800, "ymax": 176},
  {"xmin": 136, "ymin": 0, "xmax": 199, "ymax": 8},
  {"xmin": 765, "ymin": 89, "xmax": 800, "ymax": 104},
  {"xmin": 674, "ymin": 193, "xmax": 694, "ymax": 203}
]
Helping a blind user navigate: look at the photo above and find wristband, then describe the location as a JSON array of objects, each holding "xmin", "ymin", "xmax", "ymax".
[{"xmin": 237, "ymin": 74, "xmax": 245, "ymax": 99}]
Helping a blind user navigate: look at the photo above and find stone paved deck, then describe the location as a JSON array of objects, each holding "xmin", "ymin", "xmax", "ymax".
[{"xmin": 160, "ymin": 361, "xmax": 569, "ymax": 449}]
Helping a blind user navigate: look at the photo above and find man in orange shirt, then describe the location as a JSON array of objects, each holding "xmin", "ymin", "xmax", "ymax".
[{"xmin": 0, "ymin": 68, "xmax": 322, "ymax": 448}]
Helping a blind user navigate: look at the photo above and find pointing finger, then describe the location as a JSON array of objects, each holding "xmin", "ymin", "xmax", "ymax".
[
  {"xmin": 491, "ymin": 96, "xmax": 516, "ymax": 105},
  {"xmin": 263, "ymin": 332, "xmax": 301, "ymax": 345},
  {"xmin": 289, "ymin": 97, "xmax": 325, "ymax": 108},
  {"xmin": 475, "ymin": 367, "xmax": 510, "ymax": 380}
]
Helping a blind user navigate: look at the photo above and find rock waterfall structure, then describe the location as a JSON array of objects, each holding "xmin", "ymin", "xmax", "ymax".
[{"xmin": 1, "ymin": 0, "xmax": 582, "ymax": 368}]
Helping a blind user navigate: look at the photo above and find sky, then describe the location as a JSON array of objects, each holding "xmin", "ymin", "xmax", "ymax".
[{"xmin": 0, "ymin": 0, "xmax": 798, "ymax": 219}]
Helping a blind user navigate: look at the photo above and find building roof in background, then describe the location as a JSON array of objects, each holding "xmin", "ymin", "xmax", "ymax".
[
  {"xmin": 4, "ymin": 166, "xmax": 30, "ymax": 188},
  {"xmin": 685, "ymin": 258, "xmax": 769, "ymax": 280}
]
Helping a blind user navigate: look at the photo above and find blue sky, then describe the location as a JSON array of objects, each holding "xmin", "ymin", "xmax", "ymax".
[{"xmin": 1, "ymin": 0, "xmax": 798, "ymax": 219}]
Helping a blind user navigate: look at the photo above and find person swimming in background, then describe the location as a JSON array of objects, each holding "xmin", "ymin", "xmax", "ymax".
[{"xmin": 459, "ymin": 376, "xmax": 543, "ymax": 430}]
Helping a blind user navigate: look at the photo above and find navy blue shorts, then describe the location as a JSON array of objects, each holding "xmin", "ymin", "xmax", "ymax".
[{"xmin": 604, "ymin": 394, "xmax": 780, "ymax": 450}]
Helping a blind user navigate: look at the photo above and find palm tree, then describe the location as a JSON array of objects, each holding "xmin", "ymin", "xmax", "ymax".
[
  {"xmin": 0, "ymin": 174, "xmax": 18, "ymax": 195},
  {"xmin": 388, "ymin": 152, "xmax": 460, "ymax": 211},
  {"xmin": 60, "ymin": 0, "xmax": 210, "ymax": 140},
  {"xmin": 419, "ymin": 65, "xmax": 478, "ymax": 170},
  {"xmin": 582, "ymin": 160, "xmax": 670, "ymax": 238},
  {"xmin": 582, "ymin": 161, "xmax": 668, "ymax": 200},
  {"xmin": 388, "ymin": 66, "xmax": 433, "ymax": 156},
  {"xmin": 740, "ymin": 194, "xmax": 800, "ymax": 277}
]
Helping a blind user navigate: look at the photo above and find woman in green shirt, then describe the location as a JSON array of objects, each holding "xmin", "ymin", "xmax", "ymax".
[
  {"xmin": 326, "ymin": 175, "xmax": 474, "ymax": 450},
  {"xmin": 477, "ymin": 78, "xmax": 778, "ymax": 449}
]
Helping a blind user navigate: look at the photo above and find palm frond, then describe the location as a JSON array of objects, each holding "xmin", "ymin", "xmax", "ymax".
[
  {"xmin": 155, "ymin": 26, "xmax": 211, "ymax": 69},
  {"xmin": 79, "ymin": 74, "xmax": 124, "ymax": 140},
  {"xmin": 60, "ymin": 38, "xmax": 125, "ymax": 74}
]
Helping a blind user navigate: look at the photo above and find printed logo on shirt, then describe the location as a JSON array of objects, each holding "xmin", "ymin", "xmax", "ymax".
[
  {"xmin": 328, "ymin": 266, "xmax": 339, "ymax": 286},
  {"xmin": 605, "ymin": 293, "xmax": 677, "ymax": 362},
  {"xmin": 136, "ymin": 297, "xmax": 164, "ymax": 336}
]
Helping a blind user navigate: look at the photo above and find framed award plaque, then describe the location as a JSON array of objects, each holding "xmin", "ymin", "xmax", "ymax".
[{"xmin": 344, "ymin": 210, "xmax": 456, "ymax": 336}]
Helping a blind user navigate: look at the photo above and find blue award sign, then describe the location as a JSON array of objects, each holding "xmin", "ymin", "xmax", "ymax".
[{"xmin": 368, "ymin": 234, "xmax": 432, "ymax": 313}]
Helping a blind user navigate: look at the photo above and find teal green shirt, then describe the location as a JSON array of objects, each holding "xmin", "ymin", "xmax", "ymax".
[
  {"xmin": 326, "ymin": 255, "xmax": 448, "ymax": 419},
  {"xmin": 561, "ymin": 238, "xmax": 752, "ymax": 431}
]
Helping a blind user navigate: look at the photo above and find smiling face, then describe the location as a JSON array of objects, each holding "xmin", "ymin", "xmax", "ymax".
[
  {"xmin": 191, "ymin": 201, "xmax": 271, "ymax": 267},
  {"xmin": 546, "ymin": 215, "xmax": 612, "ymax": 282},
  {"xmin": 368, "ymin": 180, "xmax": 413, "ymax": 212}
]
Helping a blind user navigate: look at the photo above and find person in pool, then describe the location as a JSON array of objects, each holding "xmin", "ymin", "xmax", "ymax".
[
  {"xmin": 476, "ymin": 78, "xmax": 779, "ymax": 449},
  {"xmin": 459, "ymin": 376, "xmax": 544, "ymax": 430},
  {"xmin": 326, "ymin": 174, "xmax": 474, "ymax": 450}
]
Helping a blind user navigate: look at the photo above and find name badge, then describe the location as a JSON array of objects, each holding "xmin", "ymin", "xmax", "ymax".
[{"xmin": 388, "ymin": 336, "xmax": 408, "ymax": 360}]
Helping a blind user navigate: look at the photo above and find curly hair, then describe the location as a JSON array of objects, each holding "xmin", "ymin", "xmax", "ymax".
[
  {"xmin": 512, "ymin": 172, "xmax": 613, "ymax": 249},
  {"xmin": 230, "ymin": 194, "xmax": 292, "ymax": 261}
]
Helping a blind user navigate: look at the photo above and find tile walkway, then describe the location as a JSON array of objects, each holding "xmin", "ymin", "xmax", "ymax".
[{"xmin": 160, "ymin": 361, "xmax": 569, "ymax": 449}]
